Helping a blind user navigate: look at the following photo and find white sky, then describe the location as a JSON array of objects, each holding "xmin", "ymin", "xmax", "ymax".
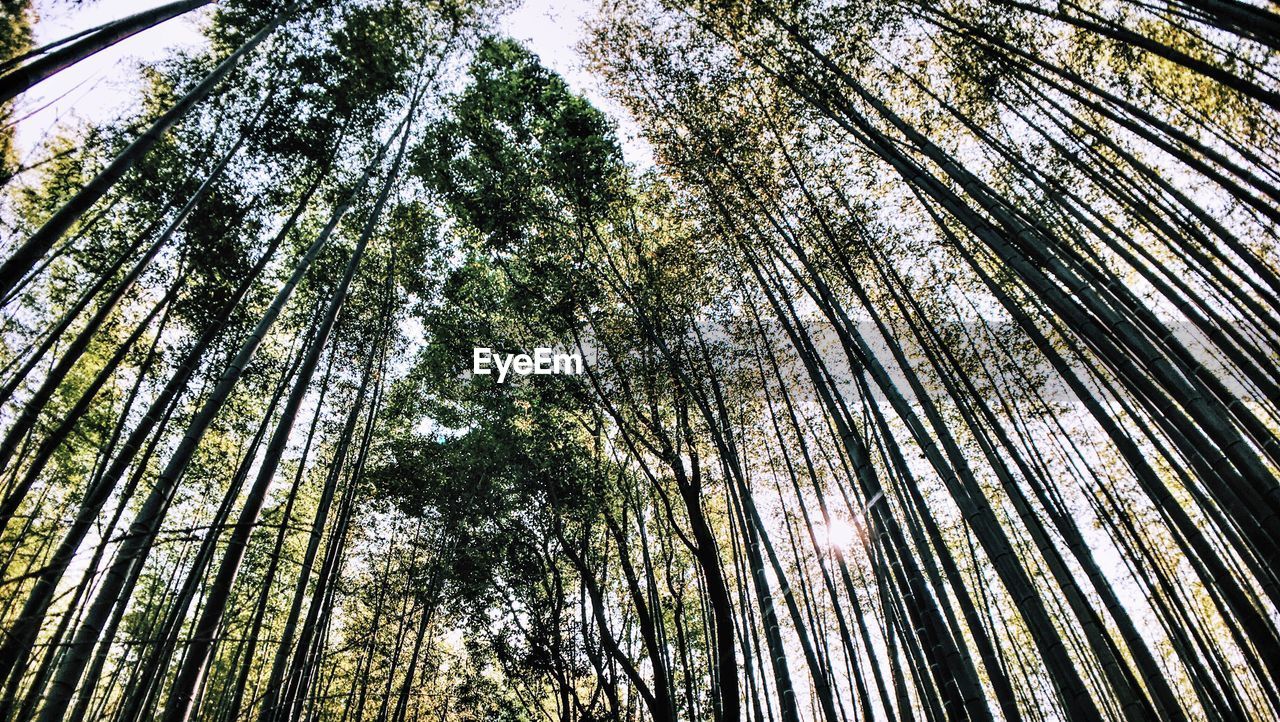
[
  {"xmin": 12, "ymin": 1, "xmax": 205, "ymax": 161},
  {"xmin": 11, "ymin": 0, "xmax": 650, "ymax": 167}
]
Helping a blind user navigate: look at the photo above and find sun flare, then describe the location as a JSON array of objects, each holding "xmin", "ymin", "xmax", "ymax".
[{"xmin": 817, "ymin": 518, "xmax": 862, "ymax": 552}]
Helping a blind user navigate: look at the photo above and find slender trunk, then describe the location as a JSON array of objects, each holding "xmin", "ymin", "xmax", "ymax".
[
  {"xmin": 0, "ymin": 167, "xmax": 321, "ymax": 692},
  {"xmin": 35, "ymin": 117, "xmax": 396, "ymax": 722},
  {"xmin": 0, "ymin": 5, "xmax": 291, "ymax": 299},
  {"xmin": 0, "ymin": 0, "xmax": 215, "ymax": 103},
  {"xmin": 160, "ymin": 99, "xmax": 415, "ymax": 722},
  {"xmin": 257, "ymin": 354, "xmax": 377, "ymax": 722}
]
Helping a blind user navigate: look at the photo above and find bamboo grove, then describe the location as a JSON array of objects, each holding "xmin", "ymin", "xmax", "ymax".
[{"xmin": 0, "ymin": 0, "xmax": 1277, "ymax": 719}]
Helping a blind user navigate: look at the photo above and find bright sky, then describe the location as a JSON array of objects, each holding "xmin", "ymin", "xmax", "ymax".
[
  {"xmin": 13, "ymin": 1, "xmax": 205, "ymax": 161},
  {"xmin": 11, "ymin": 0, "xmax": 650, "ymax": 168}
]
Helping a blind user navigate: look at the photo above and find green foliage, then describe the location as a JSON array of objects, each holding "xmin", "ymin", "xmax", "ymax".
[
  {"xmin": 0, "ymin": 0, "xmax": 32, "ymax": 180},
  {"xmin": 417, "ymin": 38, "xmax": 624, "ymax": 249}
]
